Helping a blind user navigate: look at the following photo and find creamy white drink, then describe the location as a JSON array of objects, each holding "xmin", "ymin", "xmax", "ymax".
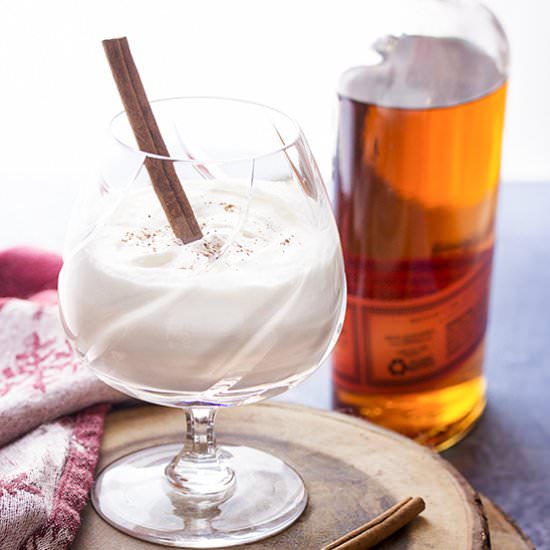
[{"xmin": 59, "ymin": 179, "xmax": 345, "ymax": 404}]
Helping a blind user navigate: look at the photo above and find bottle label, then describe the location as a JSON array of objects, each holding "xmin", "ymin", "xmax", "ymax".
[{"xmin": 333, "ymin": 253, "xmax": 492, "ymax": 391}]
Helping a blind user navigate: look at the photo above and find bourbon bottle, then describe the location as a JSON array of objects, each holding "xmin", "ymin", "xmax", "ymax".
[{"xmin": 332, "ymin": 2, "xmax": 509, "ymax": 450}]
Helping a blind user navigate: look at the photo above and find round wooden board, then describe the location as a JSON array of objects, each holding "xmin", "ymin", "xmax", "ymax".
[{"xmin": 73, "ymin": 403, "xmax": 532, "ymax": 549}]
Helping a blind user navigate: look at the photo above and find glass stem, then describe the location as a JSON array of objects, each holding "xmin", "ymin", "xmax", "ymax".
[
  {"xmin": 184, "ymin": 407, "xmax": 217, "ymax": 457},
  {"xmin": 165, "ymin": 407, "xmax": 235, "ymax": 505}
]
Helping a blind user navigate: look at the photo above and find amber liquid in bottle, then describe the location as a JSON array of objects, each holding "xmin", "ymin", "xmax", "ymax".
[{"xmin": 333, "ymin": 35, "xmax": 507, "ymax": 450}]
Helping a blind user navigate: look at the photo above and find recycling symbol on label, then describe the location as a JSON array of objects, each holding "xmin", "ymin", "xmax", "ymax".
[{"xmin": 388, "ymin": 358, "xmax": 408, "ymax": 376}]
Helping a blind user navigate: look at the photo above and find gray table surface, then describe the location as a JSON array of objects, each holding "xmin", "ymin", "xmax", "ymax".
[{"xmin": 278, "ymin": 182, "xmax": 550, "ymax": 548}]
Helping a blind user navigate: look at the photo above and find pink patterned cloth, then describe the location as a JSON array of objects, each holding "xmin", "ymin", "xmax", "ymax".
[{"xmin": 0, "ymin": 248, "xmax": 124, "ymax": 550}]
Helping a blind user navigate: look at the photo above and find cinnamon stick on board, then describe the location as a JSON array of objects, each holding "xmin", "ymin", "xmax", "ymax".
[
  {"xmin": 102, "ymin": 37, "xmax": 203, "ymax": 244},
  {"xmin": 321, "ymin": 496, "xmax": 426, "ymax": 550}
]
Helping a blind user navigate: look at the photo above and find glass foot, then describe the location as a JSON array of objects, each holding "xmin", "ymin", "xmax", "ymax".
[{"xmin": 92, "ymin": 443, "xmax": 307, "ymax": 548}]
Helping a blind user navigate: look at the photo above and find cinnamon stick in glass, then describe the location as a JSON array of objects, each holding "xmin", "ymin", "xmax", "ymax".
[{"xmin": 102, "ymin": 36, "xmax": 203, "ymax": 244}]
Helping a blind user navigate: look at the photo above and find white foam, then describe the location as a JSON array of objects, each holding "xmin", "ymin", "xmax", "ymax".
[{"xmin": 59, "ymin": 180, "xmax": 345, "ymax": 400}]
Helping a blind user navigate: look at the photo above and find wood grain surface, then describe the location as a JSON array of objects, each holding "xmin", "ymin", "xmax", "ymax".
[
  {"xmin": 481, "ymin": 497, "xmax": 535, "ymax": 550},
  {"xmin": 73, "ymin": 403, "xmax": 509, "ymax": 549}
]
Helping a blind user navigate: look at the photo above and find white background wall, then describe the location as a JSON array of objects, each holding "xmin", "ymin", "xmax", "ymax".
[{"xmin": 0, "ymin": 0, "xmax": 548, "ymax": 251}]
